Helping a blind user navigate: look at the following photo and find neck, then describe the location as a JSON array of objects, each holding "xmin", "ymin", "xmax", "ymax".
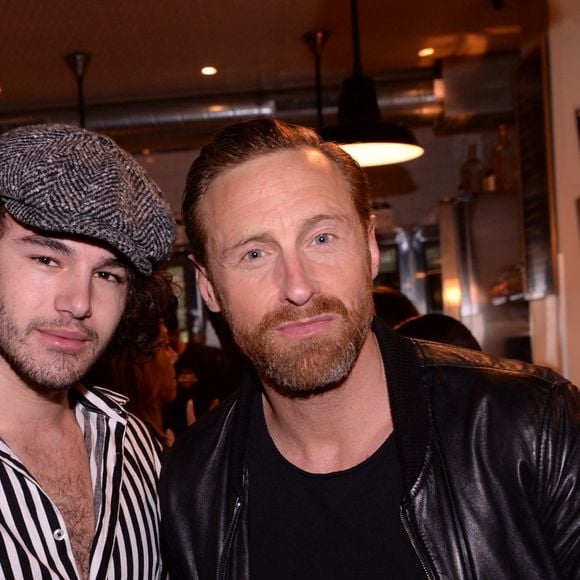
[
  {"xmin": 0, "ymin": 360, "xmax": 73, "ymax": 431},
  {"xmin": 261, "ymin": 330, "xmax": 392, "ymax": 473}
]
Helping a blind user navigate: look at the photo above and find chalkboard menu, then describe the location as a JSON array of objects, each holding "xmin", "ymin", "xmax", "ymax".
[{"xmin": 514, "ymin": 44, "xmax": 556, "ymax": 300}]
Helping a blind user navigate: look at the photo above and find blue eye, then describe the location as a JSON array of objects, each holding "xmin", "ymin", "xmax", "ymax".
[
  {"xmin": 314, "ymin": 233, "xmax": 331, "ymax": 245},
  {"xmin": 245, "ymin": 249, "xmax": 263, "ymax": 260}
]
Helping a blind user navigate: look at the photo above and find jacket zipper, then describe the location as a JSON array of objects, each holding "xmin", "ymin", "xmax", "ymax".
[
  {"xmin": 400, "ymin": 505, "xmax": 434, "ymax": 580},
  {"xmin": 217, "ymin": 467, "xmax": 247, "ymax": 580},
  {"xmin": 216, "ymin": 496, "xmax": 243, "ymax": 580}
]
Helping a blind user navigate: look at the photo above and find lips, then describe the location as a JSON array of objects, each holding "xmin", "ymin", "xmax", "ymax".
[
  {"xmin": 36, "ymin": 327, "xmax": 92, "ymax": 352},
  {"xmin": 275, "ymin": 314, "xmax": 336, "ymax": 339}
]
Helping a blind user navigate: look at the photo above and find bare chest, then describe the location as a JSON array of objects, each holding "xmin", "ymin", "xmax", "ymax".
[{"xmin": 8, "ymin": 431, "xmax": 95, "ymax": 579}]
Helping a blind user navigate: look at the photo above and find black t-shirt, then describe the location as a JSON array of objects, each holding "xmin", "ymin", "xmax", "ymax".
[{"xmin": 247, "ymin": 395, "xmax": 425, "ymax": 579}]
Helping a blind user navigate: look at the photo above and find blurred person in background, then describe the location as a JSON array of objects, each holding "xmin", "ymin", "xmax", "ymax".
[
  {"xmin": 164, "ymin": 309, "xmax": 250, "ymax": 436},
  {"xmin": 372, "ymin": 284, "xmax": 419, "ymax": 328},
  {"xmin": 91, "ymin": 322, "xmax": 180, "ymax": 445},
  {"xmin": 394, "ymin": 313, "xmax": 482, "ymax": 351}
]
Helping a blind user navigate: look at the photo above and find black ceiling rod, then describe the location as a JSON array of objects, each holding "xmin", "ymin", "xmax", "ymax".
[
  {"xmin": 350, "ymin": 0, "xmax": 363, "ymax": 77},
  {"xmin": 66, "ymin": 52, "xmax": 91, "ymax": 128},
  {"xmin": 304, "ymin": 30, "xmax": 329, "ymax": 130}
]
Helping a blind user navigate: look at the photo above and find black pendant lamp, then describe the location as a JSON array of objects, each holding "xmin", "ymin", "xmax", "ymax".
[{"xmin": 321, "ymin": 0, "xmax": 424, "ymax": 167}]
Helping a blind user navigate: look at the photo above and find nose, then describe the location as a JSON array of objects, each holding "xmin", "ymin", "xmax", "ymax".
[
  {"xmin": 54, "ymin": 275, "xmax": 93, "ymax": 319},
  {"xmin": 279, "ymin": 252, "xmax": 319, "ymax": 306},
  {"xmin": 167, "ymin": 345, "xmax": 179, "ymax": 365}
]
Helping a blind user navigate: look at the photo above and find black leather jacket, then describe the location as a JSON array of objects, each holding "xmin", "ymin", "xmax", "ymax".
[{"xmin": 160, "ymin": 319, "xmax": 580, "ymax": 579}]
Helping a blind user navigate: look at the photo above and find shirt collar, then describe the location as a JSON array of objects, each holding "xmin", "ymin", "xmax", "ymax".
[{"xmin": 69, "ymin": 383, "xmax": 129, "ymax": 420}]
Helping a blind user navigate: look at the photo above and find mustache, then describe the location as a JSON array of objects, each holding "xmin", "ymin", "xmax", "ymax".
[{"xmin": 258, "ymin": 295, "xmax": 349, "ymax": 331}]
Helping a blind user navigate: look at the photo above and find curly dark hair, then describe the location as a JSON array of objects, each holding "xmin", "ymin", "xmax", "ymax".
[
  {"xmin": 0, "ymin": 202, "xmax": 176, "ymax": 353},
  {"xmin": 111, "ymin": 266, "xmax": 176, "ymax": 354}
]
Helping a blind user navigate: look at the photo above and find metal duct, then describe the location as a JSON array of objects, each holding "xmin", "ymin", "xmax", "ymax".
[{"xmin": 0, "ymin": 68, "xmax": 440, "ymax": 152}]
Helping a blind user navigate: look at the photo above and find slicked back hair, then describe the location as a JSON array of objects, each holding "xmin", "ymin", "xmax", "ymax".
[{"xmin": 182, "ymin": 118, "xmax": 373, "ymax": 269}]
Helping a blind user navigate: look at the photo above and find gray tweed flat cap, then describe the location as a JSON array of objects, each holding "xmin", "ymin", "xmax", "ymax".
[{"xmin": 0, "ymin": 124, "xmax": 176, "ymax": 275}]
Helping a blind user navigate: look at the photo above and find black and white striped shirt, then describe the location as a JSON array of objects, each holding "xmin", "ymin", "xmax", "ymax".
[{"xmin": 0, "ymin": 385, "xmax": 164, "ymax": 579}]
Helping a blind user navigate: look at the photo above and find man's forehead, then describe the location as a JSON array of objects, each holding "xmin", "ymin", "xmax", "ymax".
[
  {"xmin": 216, "ymin": 147, "xmax": 333, "ymax": 182},
  {"xmin": 204, "ymin": 149, "xmax": 348, "ymax": 207}
]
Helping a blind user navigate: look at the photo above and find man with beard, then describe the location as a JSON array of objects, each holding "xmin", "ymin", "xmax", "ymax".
[
  {"xmin": 160, "ymin": 119, "xmax": 579, "ymax": 579},
  {"xmin": 0, "ymin": 124, "xmax": 175, "ymax": 579}
]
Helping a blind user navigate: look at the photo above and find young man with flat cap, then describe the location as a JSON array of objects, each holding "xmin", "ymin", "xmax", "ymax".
[
  {"xmin": 161, "ymin": 119, "xmax": 579, "ymax": 579},
  {"xmin": 0, "ymin": 124, "xmax": 175, "ymax": 579}
]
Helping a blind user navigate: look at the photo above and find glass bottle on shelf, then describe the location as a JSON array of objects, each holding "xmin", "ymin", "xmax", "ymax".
[
  {"xmin": 492, "ymin": 124, "xmax": 517, "ymax": 191},
  {"xmin": 482, "ymin": 169, "xmax": 496, "ymax": 192},
  {"xmin": 460, "ymin": 143, "xmax": 484, "ymax": 193}
]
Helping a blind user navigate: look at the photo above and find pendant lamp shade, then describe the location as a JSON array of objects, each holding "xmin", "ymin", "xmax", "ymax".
[
  {"xmin": 326, "ymin": 130, "xmax": 425, "ymax": 167},
  {"xmin": 321, "ymin": 0, "xmax": 424, "ymax": 167}
]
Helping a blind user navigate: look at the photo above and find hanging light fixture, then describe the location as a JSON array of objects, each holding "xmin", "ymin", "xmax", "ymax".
[{"xmin": 321, "ymin": 0, "xmax": 424, "ymax": 167}]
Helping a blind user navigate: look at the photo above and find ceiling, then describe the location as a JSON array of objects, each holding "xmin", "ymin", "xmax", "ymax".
[{"xmin": 0, "ymin": 0, "xmax": 526, "ymax": 150}]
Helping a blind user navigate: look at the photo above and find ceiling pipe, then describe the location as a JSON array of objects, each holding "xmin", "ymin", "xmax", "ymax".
[{"xmin": 0, "ymin": 70, "xmax": 440, "ymax": 151}]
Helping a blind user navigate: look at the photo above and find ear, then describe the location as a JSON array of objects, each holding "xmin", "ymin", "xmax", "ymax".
[
  {"xmin": 367, "ymin": 217, "xmax": 380, "ymax": 281},
  {"xmin": 188, "ymin": 254, "xmax": 221, "ymax": 313}
]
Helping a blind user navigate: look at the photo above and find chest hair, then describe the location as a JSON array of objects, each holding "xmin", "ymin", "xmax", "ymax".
[{"xmin": 5, "ymin": 423, "xmax": 95, "ymax": 579}]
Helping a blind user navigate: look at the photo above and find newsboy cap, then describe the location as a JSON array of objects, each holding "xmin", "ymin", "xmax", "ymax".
[{"xmin": 0, "ymin": 124, "xmax": 176, "ymax": 275}]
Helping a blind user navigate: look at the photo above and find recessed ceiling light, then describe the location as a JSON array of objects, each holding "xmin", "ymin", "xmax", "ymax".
[
  {"xmin": 418, "ymin": 47, "xmax": 435, "ymax": 58},
  {"xmin": 484, "ymin": 25, "xmax": 521, "ymax": 36},
  {"xmin": 201, "ymin": 66, "xmax": 218, "ymax": 76}
]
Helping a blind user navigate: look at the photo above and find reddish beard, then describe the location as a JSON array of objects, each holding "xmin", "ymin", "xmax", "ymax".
[{"xmin": 222, "ymin": 293, "xmax": 374, "ymax": 397}]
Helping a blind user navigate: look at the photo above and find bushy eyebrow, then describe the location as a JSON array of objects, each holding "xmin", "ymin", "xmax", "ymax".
[
  {"xmin": 17, "ymin": 235, "xmax": 128, "ymax": 271},
  {"xmin": 96, "ymin": 256, "xmax": 128, "ymax": 271},
  {"xmin": 18, "ymin": 235, "xmax": 73, "ymax": 255}
]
